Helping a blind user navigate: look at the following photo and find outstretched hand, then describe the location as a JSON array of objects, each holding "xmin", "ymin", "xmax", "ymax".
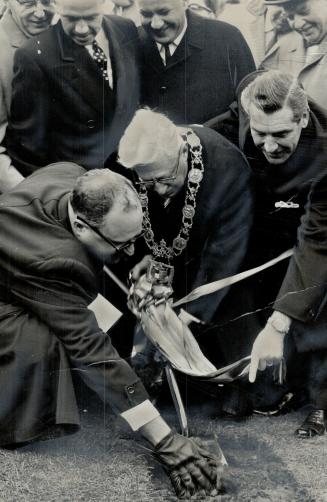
[
  {"xmin": 249, "ymin": 322, "xmax": 285, "ymax": 383},
  {"xmin": 154, "ymin": 432, "xmax": 223, "ymax": 499}
]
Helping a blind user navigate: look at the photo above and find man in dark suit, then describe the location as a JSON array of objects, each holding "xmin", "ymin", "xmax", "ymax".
[
  {"xmin": 137, "ymin": 0, "xmax": 255, "ymax": 126},
  {"xmin": 118, "ymin": 109, "xmax": 253, "ymax": 369},
  {"xmin": 6, "ymin": 0, "xmax": 140, "ymax": 175},
  {"xmin": 0, "ymin": 163, "xmax": 220, "ymax": 498},
  {"xmin": 238, "ymin": 71, "xmax": 327, "ymax": 437}
]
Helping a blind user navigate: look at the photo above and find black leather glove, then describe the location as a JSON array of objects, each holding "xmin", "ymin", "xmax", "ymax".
[{"xmin": 154, "ymin": 432, "xmax": 223, "ymax": 499}]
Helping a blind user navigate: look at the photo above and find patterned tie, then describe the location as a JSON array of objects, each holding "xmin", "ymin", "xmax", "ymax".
[{"xmin": 92, "ymin": 40, "xmax": 109, "ymax": 83}]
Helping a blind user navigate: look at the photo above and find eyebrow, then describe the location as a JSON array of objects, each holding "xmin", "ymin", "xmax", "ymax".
[{"xmin": 252, "ymin": 128, "xmax": 293, "ymax": 135}]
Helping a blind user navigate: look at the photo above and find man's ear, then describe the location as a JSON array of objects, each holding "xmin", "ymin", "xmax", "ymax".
[
  {"xmin": 301, "ymin": 109, "xmax": 309, "ymax": 129},
  {"xmin": 72, "ymin": 219, "xmax": 87, "ymax": 239}
]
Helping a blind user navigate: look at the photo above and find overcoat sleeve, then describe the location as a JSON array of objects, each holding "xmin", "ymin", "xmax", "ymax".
[
  {"xmin": 274, "ymin": 171, "xmax": 327, "ymax": 322},
  {"xmin": 6, "ymin": 47, "xmax": 50, "ymax": 175},
  {"xmin": 9, "ymin": 259, "xmax": 149, "ymax": 415}
]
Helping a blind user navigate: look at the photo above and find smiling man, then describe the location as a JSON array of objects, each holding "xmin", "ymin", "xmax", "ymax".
[
  {"xmin": 137, "ymin": 0, "xmax": 255, "ymax": 126},
  {"xmin": 236, "ymin": 70, "xmax": 327, "ymax": 437},
  {"xmin": 0, "ymin": 0, "xmax": 54, "ymax": 193},
  {"xmin": 263, "ymin": 0, "xmax": 327, "ymax": 108},
  {"xmin": 6, "ymin": 0, "xmax": 140, "ymax": 174}
]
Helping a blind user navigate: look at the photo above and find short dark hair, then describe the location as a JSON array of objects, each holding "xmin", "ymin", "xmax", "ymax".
[
  {"xmin": 70, "ymin": 169, "xmax": 138, "ymax": 227},
  {"xmin": 241, "ymin": 70, "xmax": 308, "ymax": 122}
]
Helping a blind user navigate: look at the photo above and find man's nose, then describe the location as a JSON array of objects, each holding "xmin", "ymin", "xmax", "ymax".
[
  {"xmin": 154, "ymin": 182, "xmax": 168, "ymax": 197},
  {"xmin": 123, "ymin": 244, "xmax": 135, "ymax": 257},
  {"xmin": 292, "ymin": 15, "xmax": 306, "ymax": 31},
  {"xmin": 75, "ymin": 20, "xmax": 89, "ymax": 34},
  {"xmin": 263, "ymin": 137, "xmax": 278, "ymax": 153},
  {"xmin": 33, "ymin": 1, "xmax": 46, "ymax": 18},
  {"xmin": 151, "ymin": 14, "xmax": 164, "ymax": 30}
]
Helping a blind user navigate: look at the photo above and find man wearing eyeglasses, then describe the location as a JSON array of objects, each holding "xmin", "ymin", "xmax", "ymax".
[
  {"xmin": 118, "ymin": 109, "xmax": 253, "ymax": 378},
  {"xmin": 6, "ymin": 0, "xmax": 140, "ymax": 175},
  {"xmin": 0, "ymin": 161, "xmax": 221, "ymax": 498},
  {"xmin": 0, "ymin": 0, "xmax": 54, "ymax": 193}
]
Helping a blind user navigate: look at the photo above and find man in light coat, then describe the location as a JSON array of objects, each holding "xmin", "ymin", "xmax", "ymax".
[
  {"xmin": 263, "ymin": 0, "xmax": 327, "ymax": 109},
  {"xmin": 0, "ymin": 0, "xmax": 54, "ymax": 192}
]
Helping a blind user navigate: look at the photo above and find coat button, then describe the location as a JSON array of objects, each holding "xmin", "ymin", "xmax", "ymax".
[
  {"xmin": 87, "ymin": 119, "xmax": 95, "ymax": 129},
  {"xmin": 126, "ymin": 385, "xmax": 135, "ymax": 395},
  {"xmin": 160, "ymin": 86, "xmax": 167, "ymax": 94}
]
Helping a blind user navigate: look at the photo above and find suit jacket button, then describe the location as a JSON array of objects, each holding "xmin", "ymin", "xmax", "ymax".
[
  {"xmin": 87, "ymin": 119, "xmax": 95, "ymax": 129},
  {"xmin": 126, "ymin": 385, "xmax": 135, "ymax": 394},
  {"xmin": 160, "ymin": 86, "xmax": 167, "ymax": 94}
]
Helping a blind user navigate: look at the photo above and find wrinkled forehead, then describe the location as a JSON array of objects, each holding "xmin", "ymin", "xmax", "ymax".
[
  {"xmin": 56, "ymin": 0, "xmax": 104, "ymax": 15},
  {"xmin": 249, "ymin": 104, "xmax": 298, "ymax": 132},
  {"xmin": 138, "ymin": 0, "xmax": 186, "ymax": 12}
]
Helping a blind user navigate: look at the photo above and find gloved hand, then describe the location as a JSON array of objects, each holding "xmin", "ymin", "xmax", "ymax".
[{"xmin": 154, "ymin": 432, "xmax": 222, "ymax": 499}]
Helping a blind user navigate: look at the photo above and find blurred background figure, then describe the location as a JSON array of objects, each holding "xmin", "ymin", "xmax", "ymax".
[
  {"xmin": 268, "ymin": 0, "xmax": 327, "ymax": 111},
  {"xmin": 0, "ymin": 0, "xmax": 55, "ymax": 193},
  {"xmin": 0, "ymin": 0, "xmax": 6, "ymax": 17},
  {"xmin": 104, "ymin": 0, "xmax": 140, "ymax": 25},
  {"xmin": 246, "ymin": 0, "xmax": 297, "ymax": 68},
  {"xmin": 219, "ymin": 0, "xmax": 297, "ymax": 69},
  {"xmin": 186, "ymin": 0, "xmax": 227, "ymax": 18}
]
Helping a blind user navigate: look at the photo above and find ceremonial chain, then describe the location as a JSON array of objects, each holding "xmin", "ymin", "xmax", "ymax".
[{"xmin": 137, "ymin": 130, "xmax": 204, "ymax": 262}]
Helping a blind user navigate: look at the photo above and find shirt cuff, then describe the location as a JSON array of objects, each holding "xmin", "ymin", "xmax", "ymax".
[{"xmin": 120, "ymin": 399, "xmax": 160, "ymax": 431}]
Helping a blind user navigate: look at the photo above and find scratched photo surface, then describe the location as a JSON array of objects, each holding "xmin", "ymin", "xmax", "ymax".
[{"xmin": 0, "ymin": 0, "xmax": 327, "ymax": 500}]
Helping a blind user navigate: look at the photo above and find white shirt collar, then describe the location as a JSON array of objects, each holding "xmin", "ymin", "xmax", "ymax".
[{"xmin": 156, "ymin": 15, "xmax": 188, "ymax": 55}]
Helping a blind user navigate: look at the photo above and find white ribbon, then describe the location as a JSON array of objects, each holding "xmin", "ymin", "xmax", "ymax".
[{"xmin": 173, "ymin": 249, "xmax": 293, "ymax": 308}]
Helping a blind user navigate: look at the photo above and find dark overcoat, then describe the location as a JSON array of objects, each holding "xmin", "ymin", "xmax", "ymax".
[
  {"xmin": 0, "ymin": 163, "xmax": 148, "ymax": 445},
  {"xmin": 132, "ymin": 126, "xmax": 253, "ymax": 330},
  {"xmin": 213, "ymin": 76, "xmax": 327, "ymax": 357},
  {"xmin": 5, "ymin": 16, "xmax": 140, "ymax": 174},
  {"xmin": 139, "ymin": 10, "xmax": 255, "ymax": 126}
]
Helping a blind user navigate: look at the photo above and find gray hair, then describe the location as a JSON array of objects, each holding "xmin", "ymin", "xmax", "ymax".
[
  {"xmin": 118, "ymin": 109, "xmax": 181, "ymax": 170},
  {"xmin": 241, "ymin": 70, "xmax": 308, "ymax": 122}
]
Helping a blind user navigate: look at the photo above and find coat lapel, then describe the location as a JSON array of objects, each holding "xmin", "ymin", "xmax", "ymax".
[
  {"xmin": 166, "ymin": 10, "xmax": 204, "ymax": 70},
  {"xmin": 1, "ymin": 10, "xmax": 29, "ymax": 49},
  {"xmin": 102, "ymin": 16, "xmax": 134, "ymax": 115},
  {"xmin": 56, "ymin": 20, "xmax": 114, "ymax": 115},
  {"xmin": 248, "ymin": 14, "xmax": 266, "ymax": 65},
  {"xmin": 139, "ymin": 27, "xmax": 165, "ymax": 74},
  {"xmin": 300, "ymin": 37, "xmax": 327, "ymax": 71}
]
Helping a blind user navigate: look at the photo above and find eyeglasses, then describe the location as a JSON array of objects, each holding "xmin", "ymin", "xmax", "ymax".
[
  {"xmin": 76, "ymin": 215, "xmax": 145, "ymax": 252},
  {"xmin": 134, "ymin": 144, "xmax": 183, "ymax": 188}
]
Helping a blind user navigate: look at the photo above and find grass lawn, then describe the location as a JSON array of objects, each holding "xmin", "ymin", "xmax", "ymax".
[{"xmin": 1, "ymin": 398, "xmax": 327, "ymax": 502}]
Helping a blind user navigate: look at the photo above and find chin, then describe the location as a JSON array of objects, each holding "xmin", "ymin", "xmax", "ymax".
[{"xmin": 264, "ymin": 154, "xmax": 289, "ymax": 165}]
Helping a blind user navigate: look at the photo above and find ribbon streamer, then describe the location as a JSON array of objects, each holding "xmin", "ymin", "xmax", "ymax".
[{"xmin": 173, "ymin": 249, "xmax": 293, "ymax": 308}]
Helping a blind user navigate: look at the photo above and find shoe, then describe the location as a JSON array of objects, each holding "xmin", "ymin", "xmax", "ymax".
[{"xmin": 295, "ymin": 409, "xmax": 326, "ymax": 438}]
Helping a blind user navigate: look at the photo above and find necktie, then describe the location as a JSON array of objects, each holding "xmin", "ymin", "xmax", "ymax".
[
  {"xmin": 92, "ymin": 40, "xmax": 109, "ymax": 83},
  {"xmin": 164, "ymin": 44, "xmax": 171, "ymax": 66}
]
